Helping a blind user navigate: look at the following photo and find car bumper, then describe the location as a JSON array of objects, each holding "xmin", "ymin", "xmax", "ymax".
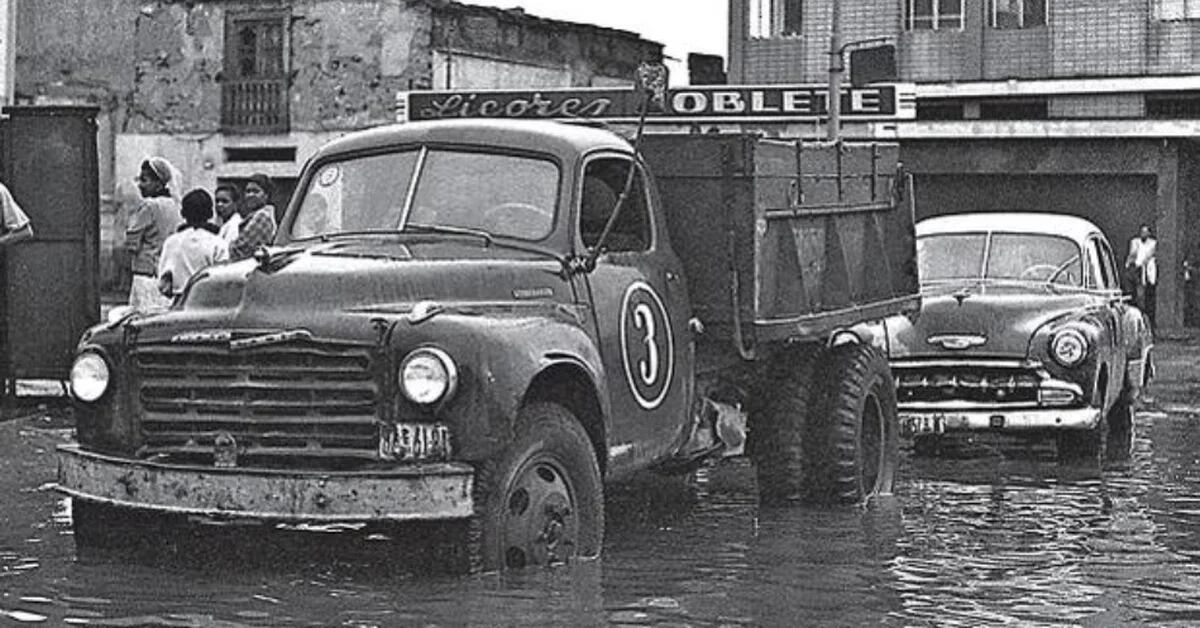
[
  {"xmin": 898, "ymin": 406, "xmax": 1102, "ymax": 436},
  {"xmin": 54, "ymin": 444, "xmax": 475, "ymax": 521}
]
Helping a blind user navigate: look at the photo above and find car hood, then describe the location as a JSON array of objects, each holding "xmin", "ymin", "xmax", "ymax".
[
  {"xmin": 133, "ymin": 239, "xmax": 573, "ymax": 339},
  {"xmin": 888, "ymin": 281, "xmax": 1097, "ymax": 359}
]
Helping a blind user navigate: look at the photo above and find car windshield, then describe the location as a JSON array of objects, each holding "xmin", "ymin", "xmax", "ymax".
[
  {"xmin": 289, "ymin": 148, "xmax": 559, "ymax": 242},
  {"xmin": 919, "ymin": 232, "xmax": 1083, "ymax": 287}
]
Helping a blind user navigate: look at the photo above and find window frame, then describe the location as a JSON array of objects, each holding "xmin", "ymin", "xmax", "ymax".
[
  {"xmin": 224, "ymin": 9, "xmax": 290, "ymax": 81},
  {"xmin": 988, "ymin": 0, "xmax": 1048, "ymax": 29},
  {"xmin": 747, "ymin": 0, "xmax": 803, "ymax": 39},
  {"xmin": 904, "ymin": 0, "xmax": 965, "ymax": 31},
  {"xmin": 1156, "ymin": 0, "xmax": 1200, "ymax": 21}
]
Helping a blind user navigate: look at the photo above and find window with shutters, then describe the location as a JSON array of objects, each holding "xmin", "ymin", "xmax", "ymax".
[
  {"xmin": 748, "ymin": 0, "xmax": 804, "ymax": 38},
  {"xmin": 222, "ymin": 10, "xmax": 290, "ymax": 134}
]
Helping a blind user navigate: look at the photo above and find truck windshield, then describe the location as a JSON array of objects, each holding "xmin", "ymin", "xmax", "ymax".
[
  {"xmin": 289, "ymin": 148, "xmax": 559, "ymax": 242},
  {"xmin": 919, "ymin": 232, "xmax": 1083, "ymax": 287}
]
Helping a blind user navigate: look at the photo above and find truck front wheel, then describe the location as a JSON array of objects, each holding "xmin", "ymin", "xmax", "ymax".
[
  {"xmin": 472, "ymin": 402, "xmax": 604, "ymax": 572},
  {"xmin": 803, "ymin": 343, "xmax": 899, "ymax": 504}
]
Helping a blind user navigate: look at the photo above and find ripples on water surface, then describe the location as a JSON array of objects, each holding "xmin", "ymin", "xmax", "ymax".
[{"xmin": 4, "ymin": 342, "xmax": 1200, "ymax": 626}]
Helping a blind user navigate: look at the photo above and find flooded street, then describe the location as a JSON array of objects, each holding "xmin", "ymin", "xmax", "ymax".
[{"xmin": 3, "ymin": 339, "xmax": 1200, "ymax": 627}]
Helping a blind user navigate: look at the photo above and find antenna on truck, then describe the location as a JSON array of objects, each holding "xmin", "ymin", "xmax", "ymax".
[{"xmin": 580, "ymin": 61, "xmax": 667, "ymax": 272}]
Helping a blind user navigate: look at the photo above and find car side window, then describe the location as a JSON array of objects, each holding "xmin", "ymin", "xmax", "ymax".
[
  {"xmin": 1097, "ymin": 237, "xmax": 1121, "ymax": 291},
  {"xmin": 580, "ymin": 157, "xmax": 651, "ymax": 253},
  {"xmin": 1088, "ymin": 238, "xmax": 1114, "ymax": 290}
]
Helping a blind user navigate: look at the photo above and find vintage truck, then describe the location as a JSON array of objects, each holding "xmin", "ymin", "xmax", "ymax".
[{"xmin": 56, "ymin": 115, "xmax": 919, "ymax": 571}]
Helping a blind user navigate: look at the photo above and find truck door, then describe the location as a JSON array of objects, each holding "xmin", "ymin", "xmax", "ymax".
[{"xmin": 579, "ymin": 155, "xmax": 692, "ymax": 471}]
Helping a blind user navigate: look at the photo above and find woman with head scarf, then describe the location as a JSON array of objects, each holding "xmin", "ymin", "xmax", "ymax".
[
  {"xmin": 228, "ymin": 173, "xmax": 278, "ymax": 262},
  {"xmin": 124, "ymin": 157, "xmax": 184, "ymax": 312}
]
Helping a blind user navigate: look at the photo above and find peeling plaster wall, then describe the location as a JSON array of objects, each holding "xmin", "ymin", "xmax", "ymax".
[{"xmin": 127, "ymin": 3, "xmax": 224, "ymax": 134}]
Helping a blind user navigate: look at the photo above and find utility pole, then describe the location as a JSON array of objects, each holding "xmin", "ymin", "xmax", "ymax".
[{"xmin": 827, "ymin": 0, "xmax": 843, "ymax": 141}]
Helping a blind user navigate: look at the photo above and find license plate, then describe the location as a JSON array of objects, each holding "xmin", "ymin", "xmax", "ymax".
[
  {"xmin": 380, "ymin": 423, "xmax": 452, "ymax": 461},
  {"xmin": 900, "ymin": 415, "xmax": 945, "ymax": 438}
]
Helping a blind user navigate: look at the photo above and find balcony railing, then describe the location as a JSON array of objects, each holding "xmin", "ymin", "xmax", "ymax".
[{"xmin": 222, "ymin": 78, "xmax": 289, "ymax": 134}]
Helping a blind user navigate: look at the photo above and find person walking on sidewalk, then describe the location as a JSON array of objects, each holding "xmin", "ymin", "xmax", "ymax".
[
  {"xmin": 157, "ymin": 189, "xmax": 226, "ymax": 303},
  {"xmin": 125, "ymin": 157, "xmax": 183, "ymax": 313},
  {"xmin": 228, "ymin": 173, "xmax": 277, "ymax": 262}
]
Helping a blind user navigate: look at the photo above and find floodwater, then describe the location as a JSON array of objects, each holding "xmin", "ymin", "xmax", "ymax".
[{"xmin": 3, "ymin": 340, "xmax": 1200, "ymax": 627}]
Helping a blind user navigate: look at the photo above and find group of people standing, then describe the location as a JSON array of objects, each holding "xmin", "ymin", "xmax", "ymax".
[{"xmin": 124, "ymin": 157, "xmax": 279, "ymax": 312}]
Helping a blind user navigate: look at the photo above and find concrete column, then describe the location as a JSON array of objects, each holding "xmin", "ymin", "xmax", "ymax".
[
  {"xmin": 1157, "ymin": 140, "xmax": 1182, "ymax": 332},
  {"xmin": 0, "ymin": 0, "xmax": 13, "ymax": 105},
  {"xmin": 727, "ymin": 0, "xmax": 745, "ymax": 84}
]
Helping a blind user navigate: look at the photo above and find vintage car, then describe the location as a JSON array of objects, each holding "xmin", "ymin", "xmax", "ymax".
[{"xmin": 887, "ymin": 212, "xmax": 1153, "ymax": 459}]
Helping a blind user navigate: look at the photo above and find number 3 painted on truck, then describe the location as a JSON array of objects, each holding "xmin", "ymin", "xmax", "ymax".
[{"xmin": 620, "ymin": 281, "xmax": 674, "ymax": 410}]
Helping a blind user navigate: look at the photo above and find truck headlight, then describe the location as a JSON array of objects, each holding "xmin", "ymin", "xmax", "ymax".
[
  {"xmin": 1050, "ymin": 329, "xmax": 1088, "ymax": 367},
  {"xmin": 70, "ymin": 351, "xmax": 110, "ymax": 402},
  {"xmin": 399, "ymin": 348, "xmax": 458, "ymax": 405}
]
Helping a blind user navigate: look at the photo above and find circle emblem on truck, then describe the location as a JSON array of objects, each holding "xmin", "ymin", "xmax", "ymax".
[{"xmin": 620, "ymin": 281, "xmax": 674, "ymax": 410}]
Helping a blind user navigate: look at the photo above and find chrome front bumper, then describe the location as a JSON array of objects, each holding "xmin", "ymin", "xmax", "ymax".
[
  {"xmin": 898, "ymin": 405, "xmax": 1102, "ymax": 433},
  {"xmin": 55, "ymin": 444, "xmax": 475, "ymax": 521}
]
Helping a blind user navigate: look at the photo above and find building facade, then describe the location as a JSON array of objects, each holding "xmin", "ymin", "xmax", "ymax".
[
  {"xmin": 16, "ymin": 0, "xmax": 661, "ymax": 290},
  {"xmin": 729, "ymin": 0, "xmax": 1200, "ymax": 331}
]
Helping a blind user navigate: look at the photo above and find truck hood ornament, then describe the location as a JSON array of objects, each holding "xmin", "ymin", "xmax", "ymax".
[{"xmin": 229, "ymin": 329, "xmax": 313, "ymax": 351}]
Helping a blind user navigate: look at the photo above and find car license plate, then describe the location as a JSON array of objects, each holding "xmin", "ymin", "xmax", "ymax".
[
  {"xmin": 380, "ymin": 423, "xmax": 452, "ymax": 461},
  {"xmin": 899, "ymin": 415, "xmax": 945, "ymax": 438}
]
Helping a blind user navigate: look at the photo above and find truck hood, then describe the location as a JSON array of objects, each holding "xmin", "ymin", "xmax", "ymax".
[
  {"xmin": 144, "ymin": 239, "xmax": 573, "ymax": 336},
  {"xmin": 888, "ymin": 281, "xmax": 1095, "ymax": 359}
]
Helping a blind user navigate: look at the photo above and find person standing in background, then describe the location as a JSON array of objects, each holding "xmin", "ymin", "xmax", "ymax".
[
  {"xmin": 215, "ymin": 182, "xmax": 243, "ymax": 247},
  {"xmin": 157, "ymin": 189, "xmax": 226, "ymax": 302},
  {"xmin": 0, "ymin": 182, "xmax": 32, "ymax": 246},
  {"xmin": 1126, "ymin": 223, "xmax": 1157, "ymax": 328},
  {"xmin": 228, "ymin": 173, "xmax": 278, "ymax": 262},
  {"xmin": 125, "ymin": 157, "xmax": 183, "ymax": 313}
]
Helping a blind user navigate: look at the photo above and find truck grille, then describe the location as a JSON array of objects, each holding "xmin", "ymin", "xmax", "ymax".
[
  {"xmin": 133, "ymin": 338, "xmax": 382, "ymax": 468},
  {"xmin": 894, "ymin": 363, "xmax": 1040, "ymax": 405}
]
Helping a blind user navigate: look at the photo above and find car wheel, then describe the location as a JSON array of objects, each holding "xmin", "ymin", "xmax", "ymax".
[
  {"xmin": 471, "ymin": 402, "xmax": 603, "ymax": 572},
  {"xmin": 749, "ymin": 344, "xmax": 818, "ymax": 505},
  {"xmin": 803, "ymin": 343, "xmax": 900, "ymax": 504}
]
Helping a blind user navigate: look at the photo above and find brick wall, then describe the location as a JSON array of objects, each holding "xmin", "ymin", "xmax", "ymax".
[
  {"xmin": 1052, "ymin": 0, "xmax": 1146, "ymax": 76},
  {"xmin": 742, "ymin": 38, "xmax": 806, "ymax": 83},
  {"xmin": 983, "ymin": 28, "xmax": 1050, "ymax": 79},
  {"xmin": 1147, "ymin": 20, "xmax": 1200, "ymax": 74}
]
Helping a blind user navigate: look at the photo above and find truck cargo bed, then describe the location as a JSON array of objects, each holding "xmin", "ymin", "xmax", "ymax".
[{"xmin": 641, "ymin": 134, "xmax": 919, "ymax": 352}]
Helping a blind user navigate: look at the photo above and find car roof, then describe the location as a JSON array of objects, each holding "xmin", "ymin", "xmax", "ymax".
[
  {"xmin": 313, "ymin": 119, "xmax": 634, "ymax": 161},
  {"xmin": 917, "ymin": 212, "xmax": 1102, "ymax": 243}
]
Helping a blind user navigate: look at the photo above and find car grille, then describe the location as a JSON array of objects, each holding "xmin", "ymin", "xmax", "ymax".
[
  {"xmin": 133, "ymin": 337, "xmax": 382, "ymax": 468},
  {"xmin": 893, "ymin": 363, "xmax": 1041, "ymax": 405}
]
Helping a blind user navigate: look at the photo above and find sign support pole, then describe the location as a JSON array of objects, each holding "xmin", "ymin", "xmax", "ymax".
[{"xmin": 827, "ymin": 0, "xmax": 843, "ymax": 141}]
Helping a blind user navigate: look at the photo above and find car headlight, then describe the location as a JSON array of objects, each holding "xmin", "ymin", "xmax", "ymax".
[
  {"xmin": 1050, "ymin": 329, "xmax": 1089, "ymax": 367},
  {"xmin": 399, "ymin": 348, "xmax": 458, "ymax": 405},
  {"xmin": 70, "ymin": 351, "xmax": 110, "ymax": 402}
]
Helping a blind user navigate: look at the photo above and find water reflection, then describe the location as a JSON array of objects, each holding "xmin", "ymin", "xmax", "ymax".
[{"xmin": 5, "ymin": 341, "xmax": 1200, "ymax": 625}]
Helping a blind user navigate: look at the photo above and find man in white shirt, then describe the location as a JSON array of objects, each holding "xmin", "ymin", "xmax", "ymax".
[
  {"xmin": 158, "ymin": 189, "xmax": 227, "ymax": 301},
  {"xmin": 1126, "ymin": 224, "xmax": 1157, "ymax": 327}
]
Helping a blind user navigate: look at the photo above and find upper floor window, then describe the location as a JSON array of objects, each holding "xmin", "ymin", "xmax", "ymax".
[
  {"xmin": 905, "ymin": 0, "xmax": 964, "ymax": 31},
  {"xmin": 989, "ymin": 0, "xmax": 1047, "ymax": 28},
  {"xmin": 748, "ymin": 0, "xmax": 803, "ymax": 38},
  {"xmin": 1156, "ymin": 0, "xmax": 1200, "ymax": 20},
  {"xmin": 222, "ymin": 10, "xmax": 290, "ymax": 134}
]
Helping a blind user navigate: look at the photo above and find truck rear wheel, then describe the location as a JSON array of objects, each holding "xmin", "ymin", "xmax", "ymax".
[
  {"xmin": 471, "ymin": 402, "xmax": 603, "ymax": 572},
  {"xmin": 749, "ymin": 345, "xmax": 818, "ymax": 505},
  {"xmin": 803, "ymin": 343, "xmax": 899, "ymax": 504}
]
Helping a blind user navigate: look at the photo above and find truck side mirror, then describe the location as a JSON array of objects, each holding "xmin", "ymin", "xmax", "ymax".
[{"xmin": 635, "ymin": 62, "xmax": 669, "ymax": 113}]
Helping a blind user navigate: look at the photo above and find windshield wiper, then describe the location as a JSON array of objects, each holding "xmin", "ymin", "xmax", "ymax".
[{"xmin": 403, "ymin": 223, "xmax": 568, "ymax": 269}]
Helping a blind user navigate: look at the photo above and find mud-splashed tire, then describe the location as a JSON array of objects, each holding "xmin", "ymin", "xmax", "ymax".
[
  {"xmin": 803, "ymin": 343, "xmax": 900, "ymax": 505},
  {"xmin": 749, "ymin": 346, "xmax": 818, "ymax": 506},
  {"xmin": 1057, "ymin": 388, "xmax": 1108, "ymax": 464},
  {"xmin": 470, "ymin": 402, "xmax": 603, "ymax": 573},
  {"xmin": 1105, "ymin": 392, "xmax": 1135, "ymax": 462}
]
